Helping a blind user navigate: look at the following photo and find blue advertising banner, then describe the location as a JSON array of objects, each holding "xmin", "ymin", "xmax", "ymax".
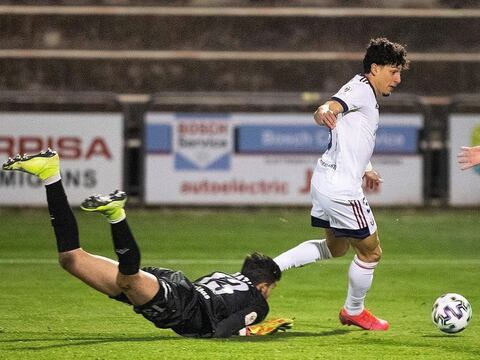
[
  {"xmin": 235, "ymin": 125, "xmax": 329, "ymax": 154},
  {"xmin": 374, "ymin": 126, "xmax": 419, "ymax": 154},
  {"xmin": 235, "ymin": 125, "xmax": 419, "ymax": 155},
  {"xmin": 145, "ymin": 112, "xmax": 423, "ymax": 205},
  {"xmin": 146, "ymin": 124, "xmax": 172, "ymax": 153}
]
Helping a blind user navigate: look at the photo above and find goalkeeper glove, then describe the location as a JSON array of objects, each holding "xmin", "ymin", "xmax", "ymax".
[{"xmin": 239, "ymin": 317, "xmax": 294, "ymax": 336}]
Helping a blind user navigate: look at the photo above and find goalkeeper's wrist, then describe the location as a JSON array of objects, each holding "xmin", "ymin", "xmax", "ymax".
[{"xmin": 239, "ymin": 327, "xmax": 250, "ymax": 336}]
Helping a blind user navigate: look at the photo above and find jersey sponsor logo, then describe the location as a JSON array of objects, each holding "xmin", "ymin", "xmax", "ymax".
[
  {"xmin": 245, "ymin": 312, "xmax": 258, "ymax": 326},
  {"xmin": 115, "ymin": 248, "xmax": 130, "ymax": 255},
  {"xmin": 195, "ymin": 285, "xmax": 211, "ymax": 300},
  {"xmin": 320, "ymin": 158, "xmax": 337, "ymax": 170}
]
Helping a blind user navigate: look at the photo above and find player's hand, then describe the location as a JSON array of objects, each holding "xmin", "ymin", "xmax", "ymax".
[
  {"xmin": 363, "ymin": 170, "xmax": 383, "ymax": 191},
  {"xmin": 241, "ymin": 318, "xmax": 294, "ymax": 336},
  {"xmin": 457, "ymin": 146, "xmax": 480, "ymax": 170},
  {"xmin": 315, "ymin": 108, "xmax": 337, "ymax": 129}
]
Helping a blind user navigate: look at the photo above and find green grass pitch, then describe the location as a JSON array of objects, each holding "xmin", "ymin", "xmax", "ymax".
[{"xmin": 0, "ymin": 207, "xmax": 479, "ymax": 359}]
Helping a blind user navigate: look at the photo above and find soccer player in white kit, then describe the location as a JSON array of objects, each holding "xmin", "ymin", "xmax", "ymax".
[{"xmin": 274, "ymin": 38, "xmax": 409, "ymax": 330}]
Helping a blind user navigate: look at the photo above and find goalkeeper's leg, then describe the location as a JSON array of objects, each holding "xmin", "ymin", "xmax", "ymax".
[
  {"xmin": 2, "ymin": 149, "xmax": 124, "ymax": 297},
  {"xmin": 81, "ymin": 191, "xmax": 159, "ymax": 305}
]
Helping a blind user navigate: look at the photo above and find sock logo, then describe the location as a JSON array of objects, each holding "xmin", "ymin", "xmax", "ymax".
[{"xmin": 115, "ymin": 248, "xmax": 130, "ymax": 255}]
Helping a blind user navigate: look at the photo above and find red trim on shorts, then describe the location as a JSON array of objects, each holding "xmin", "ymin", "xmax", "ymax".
[
  {"xmin": 349, "ymin": 200, "xmax": 366, "ymax": 228},
  {"xmin": 355, "ymin": 200, "xmax": 368, "ymax": 228}
]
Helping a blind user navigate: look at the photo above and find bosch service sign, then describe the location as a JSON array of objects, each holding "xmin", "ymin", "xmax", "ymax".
[
  {"xmin": 0, "ymin": 113, "xmax": 123, "ymax": 205},
  {"xmin": 145, "ymin": 112, "xmax": 423, "ymax": 206}
]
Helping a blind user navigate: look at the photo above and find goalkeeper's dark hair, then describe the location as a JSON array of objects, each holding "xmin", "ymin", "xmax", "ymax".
[
  {"xmin": 363, "ymin": 37, "xmax": 410, "ymax": 74},
  {"xmin": 241, "ymin": 252, "xmax": 281, "ymax": 285}
]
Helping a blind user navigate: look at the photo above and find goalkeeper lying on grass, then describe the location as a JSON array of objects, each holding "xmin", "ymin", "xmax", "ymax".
[{"xmin": 2, "ymin": 149, "xmax": 292, "ymax": 338}]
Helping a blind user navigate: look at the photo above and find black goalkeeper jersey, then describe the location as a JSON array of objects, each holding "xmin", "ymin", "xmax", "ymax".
[
  {"xmin": 127, "ymin": 267, "xmax": 270, "ymax": 338},
  {"xmin": 173, "ymin": 271, "xmax": 269, "ymax": 338}
]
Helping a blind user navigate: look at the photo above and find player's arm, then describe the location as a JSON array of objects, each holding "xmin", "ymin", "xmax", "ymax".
[
  {"xmin": 363, "ymin": 161, "xmax": 383, "ymax": 190},
  {"xmin": 457, "ymin": 146, "xmax": 480, "ymax": 170},
  {"xmin": 212, "ymin": 307, "xmax": 258, "ymax": 338},
  {"xmin": 313, "ymin": 100, "xmax": 344, "ymax": 129}
]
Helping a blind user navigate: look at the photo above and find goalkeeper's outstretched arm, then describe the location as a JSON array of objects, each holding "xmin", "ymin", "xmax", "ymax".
[{"xmin": 239, "ymin": 318, "xmax": 294, "ymax": 336}]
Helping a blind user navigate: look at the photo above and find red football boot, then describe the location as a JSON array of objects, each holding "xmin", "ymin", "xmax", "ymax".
[{"xmin": 339, "ymin": 308, "xmax": 389, "ymax": 331}]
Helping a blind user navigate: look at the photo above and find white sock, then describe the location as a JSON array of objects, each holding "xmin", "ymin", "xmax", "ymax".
[
  {"xmin": 344, "ymin": 255, "xmax": 378, "ymax": 315},
  {"xmin": 42, "ymin": 173, "xmax": 62, "ymax": 186},
  {"xmin": 274, "ymin": 239, "xmax": 332, "ymax": 272}
]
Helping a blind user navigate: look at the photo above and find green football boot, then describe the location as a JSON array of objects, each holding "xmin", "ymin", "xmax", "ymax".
[
  {"xmin": 81, "ymin": 190, "xmax": 127, "ymax": 223},
  {"xmin": 2, "ymin": 148, "xmax": 60, "ymax": 181}
]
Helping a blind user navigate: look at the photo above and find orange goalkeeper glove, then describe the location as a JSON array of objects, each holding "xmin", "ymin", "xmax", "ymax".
[{"xmin": 240, "ymin": 318, "xmax": 294, "ymax": 336}]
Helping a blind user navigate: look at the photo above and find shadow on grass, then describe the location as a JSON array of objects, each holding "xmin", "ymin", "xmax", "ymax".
[
  {"xmin": 1, "ymin": 335, "xmax": 181, "ymax": 350},
  {"xmin": 421, "ymin": 334, "xmax": 465, "ymax": 338},
  {"xmin": 2, "ymin": 329, "xmax": 352, "ymax": 349},
  {"xmin": 225, "ymin": 328, "xmax": 352, "ymax": 342}
]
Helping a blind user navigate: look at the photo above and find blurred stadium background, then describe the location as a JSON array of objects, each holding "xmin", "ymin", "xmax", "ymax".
[{"xmin": 1, "ymin": 0, "xmax": 480, "ymax": 208}]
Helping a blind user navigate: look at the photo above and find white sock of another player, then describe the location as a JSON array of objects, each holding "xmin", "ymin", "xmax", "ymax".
[
  {"xmin": 273, "ymin": 239, "xmax": 332, "ymax": 272},
  {"xmin": 344, "ymin": 255, "xmax": 378, "ymax": 315}
]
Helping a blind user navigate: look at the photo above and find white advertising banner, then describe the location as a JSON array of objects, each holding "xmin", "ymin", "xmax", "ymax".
[
  {"xmin": 145, "ymin": 113, "xmax": 422, "ymax": 205},
  {"xmin": 0, "ymin": 113, "xmax": 123, "ymax": 205},
  {"xmin": 449, "ymin": 114, "xmax": 480, "ymax": 205}
]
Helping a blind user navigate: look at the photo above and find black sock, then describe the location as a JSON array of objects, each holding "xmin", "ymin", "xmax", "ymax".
[
  {"xmin": 110, "ymin": 220, "xmax": 141, "ymax": 275},
  {"xmin": 45, "ymin": 180, "xmax": 80, "ymax": 253}
]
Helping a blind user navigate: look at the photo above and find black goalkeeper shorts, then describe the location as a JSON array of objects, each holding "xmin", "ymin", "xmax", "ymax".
[{"xmin": 111, "ymin": 267, "xmax": 199, "ymax": 328}]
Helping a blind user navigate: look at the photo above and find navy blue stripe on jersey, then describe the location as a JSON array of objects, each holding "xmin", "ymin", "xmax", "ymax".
[
  {"xmin": 331, "ymin": 226, "xmax": 371, "ymax": 239},
  {"xmin": 311, "ymin": 215, "xmax": 331, "ymax": 228},
  {"xmin": 331, "ymin": 96, "xmax": 349, "ymax": 113},
  {"xmin": 360, "ymin": 74, "xmax": 377, "ymax": 99},
  {"xmin": 327, "ymin": 129, "xmax": 332, "ymax": 150},
  {"xmin": 359, "ymin": 75, "xmax": 369, "ymax": 83}
]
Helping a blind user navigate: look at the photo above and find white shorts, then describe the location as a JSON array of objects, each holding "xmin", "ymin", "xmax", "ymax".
[{"xmin": 310, "ymin": 189, "xmax": 377, "ymax": 239}]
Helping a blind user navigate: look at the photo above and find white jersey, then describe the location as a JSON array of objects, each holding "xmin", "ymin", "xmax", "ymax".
[{"xmin": 313, "ymin": 74, "xmax": 379, "ymax": 200}]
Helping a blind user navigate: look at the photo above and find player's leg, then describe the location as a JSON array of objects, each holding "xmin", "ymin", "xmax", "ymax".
[
  {"xmin": 273, "ymin": 237, "xmax": 333, "ymax": 271},
  {"xmin": 342, "ymin": 232, "xmax": 382, "ymax": 314},
  {"xmin": 325, "ymin": 228, "xmax": 350, "ymax": 257},
  {"xmin": 81, "ymin": 191, "xmax": 160, "ymax": 306},
  {"xmin": 273, "ymin": 187, "xmax": 337, "ymax": 271},
  {"xmin": 58, "ymin": 249, "xmax": 122, "ymax": 296},
  {"xmin": 2, "ymin": 149, "xmax": 122, "ymax": 297},
  {"xmin": 326, "ymin": 197, "xmax": 388, "ymax": 330},
  {"xmin": 338, "ymin": 230, "xmax": 387, "ymax": 330}
]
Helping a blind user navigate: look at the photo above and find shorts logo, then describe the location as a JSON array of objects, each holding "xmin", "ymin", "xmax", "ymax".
[{"xmin": 245, "ymin": 312, "xmax": 258, "ymax": 326}]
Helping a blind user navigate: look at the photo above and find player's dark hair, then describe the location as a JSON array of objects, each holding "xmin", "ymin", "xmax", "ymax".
[
  {"xmin": 241, "ymin": 252, "xmax": 281, "ymax": 285},
  {"xmin": 363, "ymin": 37, "xmax": 410, "ymax": 73}
]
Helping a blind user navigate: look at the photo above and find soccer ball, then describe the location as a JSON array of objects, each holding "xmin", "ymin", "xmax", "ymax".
[{"xmin": 431, "ymin": 293, "xmax": 472, "ymax": 334}]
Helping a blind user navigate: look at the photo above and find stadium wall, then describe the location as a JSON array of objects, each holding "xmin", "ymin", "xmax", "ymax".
[{"xmin": 0, "ymin": 3, "xmax": 479, "ymax": 206}]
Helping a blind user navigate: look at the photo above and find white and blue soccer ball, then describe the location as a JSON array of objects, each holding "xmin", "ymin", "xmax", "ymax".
[{"xmin": 431, "ymin": 293, "xmax": 472, "ymax": 334}]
